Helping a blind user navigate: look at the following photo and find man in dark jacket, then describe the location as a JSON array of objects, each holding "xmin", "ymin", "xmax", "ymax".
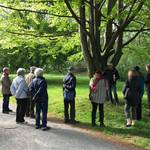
[
  {"xmin": 29, "ymin": 68, "xmax": 49, "ymax": 130},
  {"xmin": 63, "ymin": 67, "xmax": 79, "ymax": 124},
  {"xmin": 104, "ymin": 63, "xmax": 120, "ymax": 105}
]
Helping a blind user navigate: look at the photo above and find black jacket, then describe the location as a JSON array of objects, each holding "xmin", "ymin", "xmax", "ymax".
[
  {"xmin": 123, "ymin": 76, "xmax": 142, "ymax": 106},
  {"xmin": 104, "ymin": 67, "xmax": 120, "ymax": 85},
  {"xmin": 29, "ymin": 76, "xmax": 48, "ymax": 102}
]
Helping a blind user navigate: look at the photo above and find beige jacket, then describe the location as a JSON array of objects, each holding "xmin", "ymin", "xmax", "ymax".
[
  {"xmin": 26, "ymin": 73, "xmax": 35, "ymax": 86},
  {"xmin": 0, "ymin": 74, "xmax": 11, "ymax": 95}
]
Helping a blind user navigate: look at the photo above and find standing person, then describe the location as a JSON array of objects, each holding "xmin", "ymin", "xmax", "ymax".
[
  {"xmin": 63, "ymin": 66, "xmax": 79, "ymax": 124},
  {"xmin": 145, "ymin": 64, "xmax": 150, "ymax": 116},
  {"xmin": 123, "ymin": 70, "xmax": 142, "ymax": 127},
  {"xmin": 89, "ymin": 71, "xmax": 108, "ymax": 127},
  {"xmin": 0, "ymin": 67, "xmax": 12, "ymax": 114},
  {"xmin": 104, "ymin": 63, "xmax": 120, "ymax": 105},
  {"xmin": 10, "ymin": 68, "xmax": 28, "ymax": 123},
  {"xmin": 29, "ymin": 68, "xmax": 49, "ymax": 130},
  {"xmin": 26, "ymin": 66, "xmax": 36, "ymax": 118},
  {"xmin": 134, "ymin": 66, "xmax": 144, "ymax": 120}
]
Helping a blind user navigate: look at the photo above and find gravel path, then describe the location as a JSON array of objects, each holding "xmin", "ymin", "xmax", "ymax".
[{"xmin": 0, "ymin": 104, "xmax": 140, "ymax": 150}]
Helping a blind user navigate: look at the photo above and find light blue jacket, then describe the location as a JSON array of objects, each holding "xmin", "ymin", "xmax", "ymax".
[{"xmin": 11, "ymin": 75, "xmax": 29, "ymax": 99}]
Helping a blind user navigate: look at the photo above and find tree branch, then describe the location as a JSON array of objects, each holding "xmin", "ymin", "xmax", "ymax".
[
  {"xmin": 0, "ymin": 4, "xmax": 73, "ymax": 18},
  {"xmin": 123, "ymin": 26, "xmax": 145, "ymax": 47}
]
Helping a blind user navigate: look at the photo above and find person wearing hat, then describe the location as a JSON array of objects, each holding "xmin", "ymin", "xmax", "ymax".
[
  {"xmin": 25, "ymin": 66, "xmax": 36, "ymax": 118},
  {"xmin": 0, "ymin": 67, "xmax": 12, "ymax": 113},
  {"xmin": 133, "ymin": 66, "xmax": 144, "ymax": 120},
  {"xmin": 10, "ymin": 68, "xmax": 29, "ymax": 123},
  {"xmin": 63, "ymin": 66, "xmax": 79, "ymax": 124},
  {"xmin": 103, "ymin": 63, "xmax": 120, "ymax": 105}
]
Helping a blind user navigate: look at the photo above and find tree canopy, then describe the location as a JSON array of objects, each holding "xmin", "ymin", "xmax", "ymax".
[{"xmin": 0, "ymin": 0, "xmax": 149, "ymax": 75}]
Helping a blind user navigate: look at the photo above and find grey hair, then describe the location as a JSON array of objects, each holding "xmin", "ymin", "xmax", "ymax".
[
  {"xmin": 34, "ymin": 68, "xmax": 44, "ymax": 77},
  {"xmin": 17, "ymin": 68, "xmax": 26, "ymax": 76},
  {"xmin": 3, "ymin": 67, "xmax": 9, "ymax": 72}
]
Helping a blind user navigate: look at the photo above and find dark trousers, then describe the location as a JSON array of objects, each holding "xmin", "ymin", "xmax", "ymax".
[
  {"xmin": 16, "ymin": 98, "xmax": 27, "ymax": 122},
  {"xmin": 64, "ymin": 100, "xmax": 75, "ymax": 121},
  {"xmin": 136, "ymin": 99, "xmax": 142, "ymax": 120},
  {"xmin": 26, "ymin": 97, "xmax": 35, "ymax": 117},
  {"xmin": 108, "ymin": 84, "xmax": 119, "ymax": 104},
  {"xmin": 2, "ymin": 94, "xmax": 10, "ymax": 111},
  {"xmin": 125, "ymin": 104, "xmax": 137, "ymax": 120},
  {"xmin": 91, "ymin": 102, "xmax": 104, "ymax": 125},
  {"xmin": 36, "ymin": 102, "xmax": 48, "ymax": 128}
]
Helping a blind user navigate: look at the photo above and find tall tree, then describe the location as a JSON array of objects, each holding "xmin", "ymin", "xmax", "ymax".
[{"xmin": 64, "ymin": 0, "xmax": 148, "ymax": 76}]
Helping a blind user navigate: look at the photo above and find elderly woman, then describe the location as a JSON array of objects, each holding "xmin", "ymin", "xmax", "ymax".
[
  {"xmin": 29, "ymin": 68, "xmax": 49, "ymax": 131},
  {"xmin": 11, "ymin": 68, "xmax": 29, "ymax": 123},
  {"xmin": 89, "ymin": 71, "xmax": 108, "ymax": 127}
]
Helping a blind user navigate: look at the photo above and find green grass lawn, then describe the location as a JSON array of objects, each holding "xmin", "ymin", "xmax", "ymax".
[{"xmin": 1, "ymin": 74, "xmax": 150, "ymax": 149}]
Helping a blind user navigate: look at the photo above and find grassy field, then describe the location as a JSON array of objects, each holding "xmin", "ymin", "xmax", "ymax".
[{"xmin": 1, "ymin": 74, "xmax": 150, "ymax": 149}]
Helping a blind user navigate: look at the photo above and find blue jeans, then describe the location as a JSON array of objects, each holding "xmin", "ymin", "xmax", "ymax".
[
  {"xmin": 2, "ymin": 94, "xmax": 10, "ymax": 111},
  {"xmin": 108, "ymin": 84, "xmax": 119, "ymax": 104},
  {"xmin": 36, "ymin": 102, "xmax": 48, "ymax": 128}
]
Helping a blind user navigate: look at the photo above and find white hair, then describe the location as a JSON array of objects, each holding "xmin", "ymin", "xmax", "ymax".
[
  {"xmin": 34, "ymin": 68, "xmax": 44, "ymax": 77},
  {"xmin": 17, "ymin": 68, "xmax": 26, "ymax": 76}
]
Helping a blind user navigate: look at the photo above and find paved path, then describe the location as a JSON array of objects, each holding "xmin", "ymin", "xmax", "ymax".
[{"xmin": 0, "ymin": 105, "xmax": 139, "ymax": 150}]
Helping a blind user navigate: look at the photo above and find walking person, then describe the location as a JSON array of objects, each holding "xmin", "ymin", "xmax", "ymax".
[
  {"xmin": 63, "ymin": 66, "xmax": 79, "ymax": 124},
  {"xmin": 133, "ymin": 66, "xmax": 144, "ymax": 120},
  {"xmin": 123, "ymin": 70, "xmax": 142, "ymax": 127},
  {"xmin": 145, "ymin": 64, "xmax": 150, "ymax": 116},
  {"xmin": 89, "ymin": 71, "xmax": 108, "ymax": 127},
  {"xmin": 10, "ymin": 68, "xmax": 29, "ymax": 123},
  {"xmin": 104, "ymin": 63, "xmax": 120, "ymax": 105},
  {"xmin": 29, "ymin": 68, "xmax": 49, "ymax": 130},
  {"xmin": 0, "ymin": 67, "xmax": 12, "ymax": 114},
  {"xmin": 26, "ymin": 66, "xmax": 36, "ymax": 118}
]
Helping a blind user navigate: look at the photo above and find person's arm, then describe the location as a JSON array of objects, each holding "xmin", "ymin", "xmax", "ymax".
[
  {"xmin": 33, "ymin": 80, "xmax": 46, "ymax": 100},
  {"xmin": 122, "ymin": 80, "xmax": 128, "ymax": 96},
  {"xmin": 10, "ymin": 81, "xmax": 16, "ymax": 96}
]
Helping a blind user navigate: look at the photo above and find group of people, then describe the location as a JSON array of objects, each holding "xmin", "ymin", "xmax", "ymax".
[
  {"xmin": 1, "ymin": 63, "xmax": 150, "ymax": 130},
  {"xmin": 0, "ymin": 67, "xmax": 49, "ymax": 131}
]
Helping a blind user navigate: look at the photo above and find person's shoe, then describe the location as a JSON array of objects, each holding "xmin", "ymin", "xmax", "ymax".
[
  {"xmin": 8, "ymin": 109, "xmax": 13, "ymax": 112},
  {"xmin": 126, "ymin": 124, "xmax": 131, "ymax": 127},
  {"xmin": 64, "ymin": 119, "xmax": 70, "ymax": 124},
  {"xmin": 70, "ymin": 120, "xmax": 80, "ymax": 124},
  {"xmin": 2, "ymin": 110, "xmax": 9, "ymax": 114},
  {"xmin": 36, "ymin": 125, "xmax": 42, "ymax": 129},
  {"xmin": 131, "ymin": 120, "xmax": 136, "ymax": 126},
  {"xmin": 42, "ymin": 126, "xmax": 50, "ymax": 131},
  {"xmin": 92, "ymin": 123, "xmax": 97, "ymax": 127},
  {"xmin": 100, "ymin": 123, "xmax": 105, "ymax": 128}
]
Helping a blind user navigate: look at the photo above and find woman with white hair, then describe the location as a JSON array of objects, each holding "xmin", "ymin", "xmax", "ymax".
[
  {"xmin": 29, "ymin": 68, "xmax": 49, "ymax": 131},
  {"xmin": 11, "ymin": 68, "xmax": 29, "ymax": 123}
]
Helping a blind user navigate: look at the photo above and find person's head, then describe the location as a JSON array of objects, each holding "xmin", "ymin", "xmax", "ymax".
[
  {"xmin": 94, "ymin": 70, "xmax": 102, "ymax": 78},
  {"xmin": 128, "ymin": 70, "xmax": 138, "ymax": 79},
  {"xmin": 133, "ymin": 66, "xmax": 140, "ymax": 72},
  {"xmin": 34, "ymin": 68, "xmax": 44, "ymax": 77},
  {"xmin": 17, "ymin": 68, "xmax": 26, "ymax": 77},
  {"xmin": 30, "ymin": 66, "xmax": 36, "ymax": 73},
  {"xmin": 146, "ymin": 64, "xmax": 150, "ymax": 73},
  {"xmin": 3, "ymin": 67, "xmax": 10, "ymax": 75},
  {"xmin": 67, "ymin": 66, "xmax": 75, "ymax": 74}
]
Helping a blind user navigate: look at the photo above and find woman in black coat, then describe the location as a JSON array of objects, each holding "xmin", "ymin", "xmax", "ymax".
[{"xmin": 123, "ymin": 70, "xmax": 142, "ymax": 127}]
